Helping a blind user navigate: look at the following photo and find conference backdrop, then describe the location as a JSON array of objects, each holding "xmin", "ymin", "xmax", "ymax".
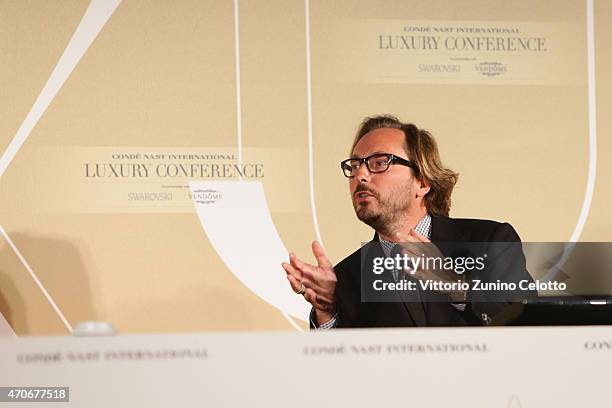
[{"xmin": 1, "ymin": 0, "xmax": 611, "ymax": 335}]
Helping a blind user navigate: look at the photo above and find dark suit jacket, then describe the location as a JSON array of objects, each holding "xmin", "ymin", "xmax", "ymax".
[{"xmin": 319, "ymin": 215, "xmax": 536, "ymax": 328}]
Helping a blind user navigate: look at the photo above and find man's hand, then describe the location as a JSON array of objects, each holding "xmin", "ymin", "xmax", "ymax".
[
  {"xmin": 282, "ymin": 241, "xmax": 337, "ymax": 325},
  {"xmin": 396, "ymin": 229, "xmax": 467, "ymax": 303}
]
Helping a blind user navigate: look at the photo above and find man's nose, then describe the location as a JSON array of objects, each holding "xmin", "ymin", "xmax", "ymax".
[{"xmin": 354, "ymin": 162, "xmax": 371, "ymax": 182}]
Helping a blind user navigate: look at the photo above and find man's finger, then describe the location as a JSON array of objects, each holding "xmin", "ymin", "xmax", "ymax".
[
  {"xmin": 400, "ymin": 244, "xmax": 427, "ymax": 258},
  {"xmin": 299, "ymin": 268, "xmax": 318, "ymax": 287},
  {"xmin": 285, "ymin": 273, "xmax": 302, "ymax": 292},
  {"xmin": 409, "ymin": 269, "xmax": 426, "ymax": 280},
  {"xmin": 285, "ymin": 267, "xmax": 322, "ymax": 295},
  {"xmin": 312, "ymin": 241, "xmax": 333, "ymax": 269},
  {"xmin": 290, "ymin": 253, "xmax": 316, "ymax": 276},
  {"xmin": 398, "ymin": 242, "xmax": 426, "ymax": 259},
  {"xmin": 282, "ymin": 260, "xmax": 302, "ymax": 280},
  {"xmin": 393, "ymin": 230, "xmax": 411, "ymax": 243},
  {"xmin": 395, "ymin": 229, "xmax": 428, "ymax": 243},
  {"xmin": 397, "ymin": 231, "xmax": 431, "ymax": 256}
]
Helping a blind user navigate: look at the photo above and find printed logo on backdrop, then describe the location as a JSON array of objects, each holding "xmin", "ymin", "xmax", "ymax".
[
  {"xmin": 79, "ymin": 149, "xmax": 263, "ymax": 212},
  {"xmin": 191, "ymin": 189, "xmax": 223, "ymax": 205},
  {"xmin": 84, "ymin": 152, "xmax": 263, "ymax": 180},
  {"xmin": 475, "ymin": 61, "xmax": 508, "ymax": 77},
  {"xmin": 31, "ymin": 147, "xmax": 269, "ymax": 213},
  {"xmin": 329, "ymin": 19, "xmax": 582, "ymax": 85}
]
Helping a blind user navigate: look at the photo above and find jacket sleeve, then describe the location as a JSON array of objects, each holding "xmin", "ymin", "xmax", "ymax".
[{"xmin": 465, "ymin": 222, "xmax": 537, "ymax": 325}]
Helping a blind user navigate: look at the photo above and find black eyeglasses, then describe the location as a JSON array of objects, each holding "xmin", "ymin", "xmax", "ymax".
[{"xmin": 340, "ymin": 153, "xmax": 419, "ymax": 178}]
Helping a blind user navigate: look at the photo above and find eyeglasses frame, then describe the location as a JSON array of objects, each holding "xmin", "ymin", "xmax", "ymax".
[{"xmin": 340, "ymin": 153, "xmax": 419, "ymax": 178}]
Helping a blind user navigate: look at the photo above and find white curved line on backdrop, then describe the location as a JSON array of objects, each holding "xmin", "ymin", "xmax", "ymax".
[
  {"xmin": 542, "ymin": 0, "xmax": 597, "ymax": 283},
  {"xmin": 0, "ymin": 0, "xmax": 121, "ymax": 333},
  {"xmin": 224, "ymin": 1, "xmax": 305, "ymax": 330},
  {"xmin": 304, "ymin": 0, "xmax": 324, "ymax": 248},
  {"xmin": 0, "ymin": 0, "xmax": 122, "ymax": 178},
  {"xmin": 0, "ymin": 226, "xmax": 72, "ymax": 333},
  {"xmin": 233, "ymin": 0, "xmax": 243, "ymax": 174},
  {"xmin": 190, "ymin": 181, "xmax": 311, "ymax": 323}
]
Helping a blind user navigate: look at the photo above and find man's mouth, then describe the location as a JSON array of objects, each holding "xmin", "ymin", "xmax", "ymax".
[{"xmin": 354, "ymin": 191, "xmax": 375, "ymax": 202}]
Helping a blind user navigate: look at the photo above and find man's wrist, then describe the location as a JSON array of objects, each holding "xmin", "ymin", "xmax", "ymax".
[
  {"xmin": 314, "ymin": 309, "xmax": 336, "ymax": 326},
  {"xmin": 449, "ymin": 288, "xmax": 467, "ymax": 303}
]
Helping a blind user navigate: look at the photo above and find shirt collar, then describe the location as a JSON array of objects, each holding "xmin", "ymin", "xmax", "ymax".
[{"xmin": 379, "ymin": 213, "xmax": 432, "ymax": 257}]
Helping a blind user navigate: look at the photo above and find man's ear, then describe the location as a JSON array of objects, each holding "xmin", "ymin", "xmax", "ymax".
[{"xmin": 415, "ymin": 177, "xmax": 431, "ymax": 198}]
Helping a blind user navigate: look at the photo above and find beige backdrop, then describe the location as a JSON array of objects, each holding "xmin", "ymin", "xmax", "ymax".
[{"xmin": 0, "ymin": 0, "xmax": 610, "ymax": 335}]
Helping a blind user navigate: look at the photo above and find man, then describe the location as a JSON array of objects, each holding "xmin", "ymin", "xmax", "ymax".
[{"xmin": 282, "ymin": 115, "xmax": 535, "ymax": 328}]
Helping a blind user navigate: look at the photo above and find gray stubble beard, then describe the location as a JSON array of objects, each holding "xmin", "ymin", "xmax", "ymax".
[{"xmin": 354, "ymin": 183, "xmax": 413, "ymax": 238}]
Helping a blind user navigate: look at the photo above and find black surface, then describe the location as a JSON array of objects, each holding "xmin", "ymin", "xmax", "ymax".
[{"xmin": 494, "ymin": 296, "xmax": 612, "ymax": 325}]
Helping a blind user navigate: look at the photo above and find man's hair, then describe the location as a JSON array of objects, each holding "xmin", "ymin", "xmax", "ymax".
[{"xmin": 352, "ymin": 114, "xmax": 459, "ymax": 216}]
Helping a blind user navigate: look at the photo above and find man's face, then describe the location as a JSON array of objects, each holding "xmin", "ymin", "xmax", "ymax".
[{"xmin": 349, "ymin": 128, "xmax": 419, "ymax": 231}]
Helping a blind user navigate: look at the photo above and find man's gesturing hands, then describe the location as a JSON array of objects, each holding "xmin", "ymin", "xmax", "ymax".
[
  {"xmin": 282, "ymin": 241, "xmax": 337, "ymax": 325},
  {"xmin": 396, "ymin": 229, "xmax": 467, "ymax": 303}
]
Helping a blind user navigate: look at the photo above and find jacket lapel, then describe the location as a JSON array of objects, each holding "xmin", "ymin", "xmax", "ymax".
[{"xmin": 370, "ymin": 233, "xmax": 427, "ymax": 326}]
